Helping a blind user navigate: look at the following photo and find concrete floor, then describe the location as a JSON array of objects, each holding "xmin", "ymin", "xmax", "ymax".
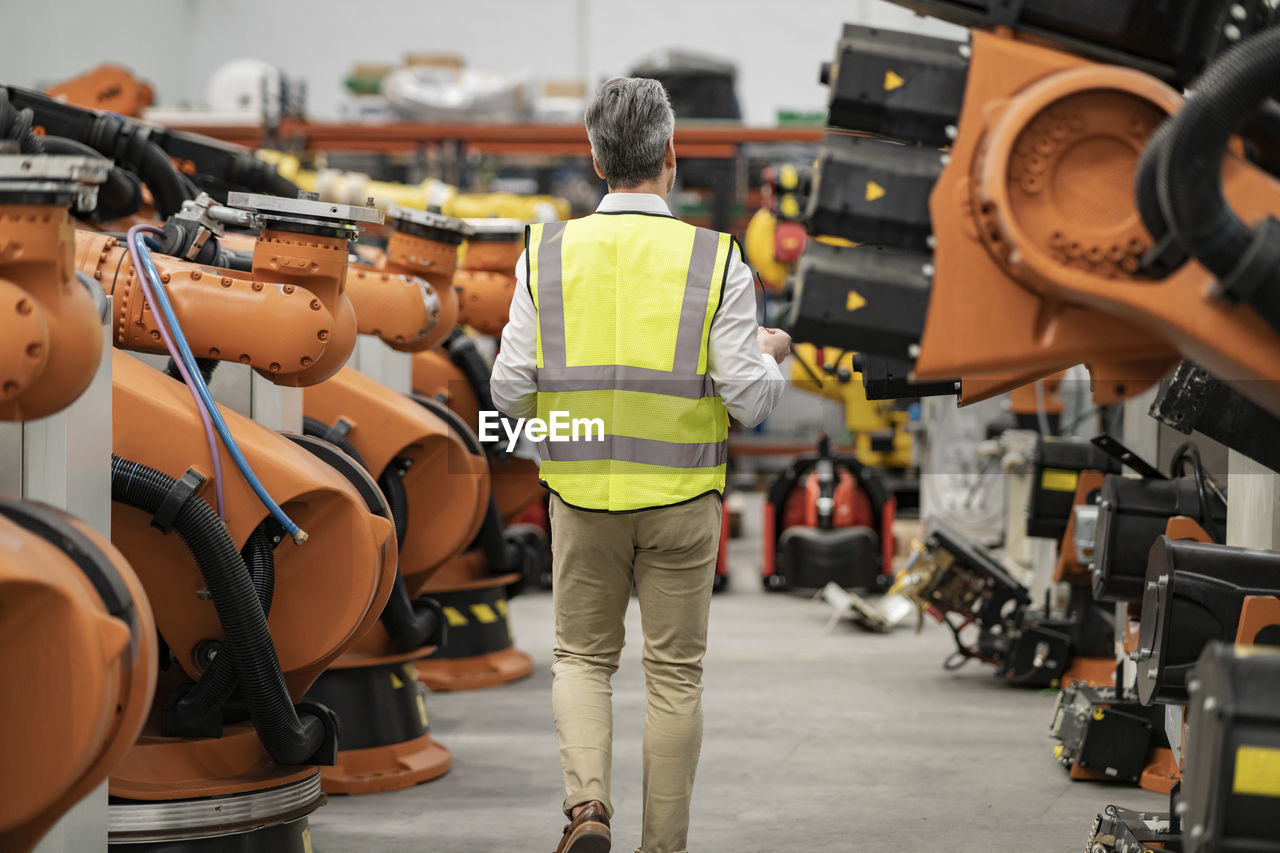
[{"xmin": 312, "ymin": 498, "xmax": 1164, "ymax": 852}]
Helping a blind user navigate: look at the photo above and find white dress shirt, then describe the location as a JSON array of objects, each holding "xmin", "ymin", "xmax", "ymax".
[{"xmin": 491, "ymin": 192, "xmax": 785, "ymax": 427}]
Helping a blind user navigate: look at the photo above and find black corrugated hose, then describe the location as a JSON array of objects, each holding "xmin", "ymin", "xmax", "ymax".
[
  {"xmin": 38, "ymin": 136, "xmax": 144, "ymax": 221},
  {"xmin": 137, "ymin": 141, "xmax": 193, "ymax": 220},
  {"xmin": 1153, "ymin": 25, "xmax": 1280, "ymax": 313},
  {"xmin": 375, "ymin": 460, "xmax": 445, "ymax": 651},
  {"xmin": 166, "ymin": 526, "xmax": 275, "ymax": 736},
  {"xmin": 1133, "ymin": 120, "xmax": 1186, "ymax": 276},
  {"xmin": 474, "ymin": 496, "xmax": 524, "ymax": 576},
  {"xmin": 444, "ymin": 328, "xmax": 499, "ymax": 415},
  {"xmin": 0, "ymin": 89, "xmax": 44, "ymax": 154},
  {"xmin": 165, "ymin": 357, "xmax": 219, "ymax": 386},
  {"xmin": 111, "ymin": 454, "xmax": 333, "ymax": 765}
]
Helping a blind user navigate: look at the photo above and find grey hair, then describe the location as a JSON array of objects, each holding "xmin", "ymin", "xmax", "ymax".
[{"xmin": 584, "ymin": 77, "xmax": 675, "ymax": 189}]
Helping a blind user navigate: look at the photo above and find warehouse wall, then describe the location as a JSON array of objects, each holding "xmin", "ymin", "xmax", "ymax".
[
  {"xmin": 1, "ymin": 0, "xmax": 962, "ymax": 123},
  {"xmin": 0, "ymin": 0, "xmax": 198, "ymax": 104}
]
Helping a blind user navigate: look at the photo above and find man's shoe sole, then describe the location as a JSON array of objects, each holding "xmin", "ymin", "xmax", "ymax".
[{"xmin": 563, "ymin": 821, "xmax": 610, "ymax": 853}]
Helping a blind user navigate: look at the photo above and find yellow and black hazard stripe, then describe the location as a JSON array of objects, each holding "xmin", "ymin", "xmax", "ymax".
[
  {"xmin": 426, "ymin": 585, "xmax": 516, "ymax": 660},
  {"xmin": 303, "ymin": 659, "xmax": 431, "ymax": 750}
]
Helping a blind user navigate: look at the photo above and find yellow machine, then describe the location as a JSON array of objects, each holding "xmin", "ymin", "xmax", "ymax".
[
  {"xmin": 260, "ymin": 150, "xmax": 570, "ymax": 221},
  {"xmin": 790, "ymin": 344, "xmax": 914, "ymax": 470},
  {"xmin": 743, "ymin": 163, "xmax": 812, "ymax": 292}
]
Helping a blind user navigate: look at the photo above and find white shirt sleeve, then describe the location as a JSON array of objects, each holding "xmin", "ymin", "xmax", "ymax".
[
  {"xmin": 490, "ymin": 249, "xmax": 539, "ymax": 419},
  {"xmin": 707, "ymin": 244, "xmax": 785, "ymax": 428}
]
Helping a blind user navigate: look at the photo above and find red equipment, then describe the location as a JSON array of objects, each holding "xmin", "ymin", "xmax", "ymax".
[{"xmin": 762, "ymin": 436, "xmax": 896, "ymax": 592}]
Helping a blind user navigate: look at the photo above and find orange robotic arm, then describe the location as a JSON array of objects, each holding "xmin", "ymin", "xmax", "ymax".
[
  {"xmin": 796, "ymin": 18, "xmax": 1280, "ymax": 414},
  {"xmin": 347, "ymin": 206, "xmax": 471, "ymax": 351},
  {"xmin": 452, "ymin": 217, "xmax": 526, "ymax": 336},
  {"xmin": 0, "ymin": 151, "xmax": 157, "ymax": 851},
  {"xmin": 46, "ymin": 64, "xmax": 154, "ymax": 118},
  {"xmin": 110, "ymin": 351, "xmax": 395, "ymax": 698},
  {"xmin": 107, "ymin": 349, "xmax": 398, "ymax": 801},
  {"xmin": 0, "ymin": 500, "xmax": 157, "ymax": 853},
  {"xmin": 0, "ymin": 152, "xmax": 110, "ymax": 420},
  {"xmin": 792, "ymin": 24, "xmax": 1182, "ymax": 406},
  {"xmin": 303, "ymin": 366, "xmax": 490, "ymax": 602},
  {"xmin": 916, "ymin": 30, "xmax": 1280, "ymax": 416},
  {"xmin": 77, "ymin": 192, "xmax": 381, "ymax": 387}
]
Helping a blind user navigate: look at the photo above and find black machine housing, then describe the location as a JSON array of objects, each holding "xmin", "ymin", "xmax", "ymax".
[
  {"xmin": 1151, "ymin": 361, "xmax": 1280, "ymax": 476},
  {"xmin": 919, "ymin": 528, "xmax": 1112, "ymax": 686},
  {"xmin": 891, "ymin": 0, "xmax": 1277, "ymax": 85},
  {"xmin": 1134, "ymin": 538, "xmax": 1280, "ymax": 706},
  {"xmin": 1091, "ymin": 473, "xmax": 1227, "ymax": 603},
  {"xmin": 1182, "ymin": 642, "xmax": 1280, "ymax": 853},
  {"xmin": 1027, "ymin": 438, "xmax": 1121, "ymax": 541},
  {"xmin": 1050, "ymin": 684, "xmax": 1164, "ymax": 784}
]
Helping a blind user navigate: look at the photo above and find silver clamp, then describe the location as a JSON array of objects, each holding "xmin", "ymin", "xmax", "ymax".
[
  {"xmin": 387, "ymin": 204, "xmax": 472, "ymax": 238},
  {"xmin": 225, "ymin": 190, "xmax": 384, "ymax": 240},
  {"xmin": 0, "ymin": 153, "xmax": 109, "ymax": 211},
  {"xmin": 462, "ymin": 217, "xmax": 526, "ymax": 241}
]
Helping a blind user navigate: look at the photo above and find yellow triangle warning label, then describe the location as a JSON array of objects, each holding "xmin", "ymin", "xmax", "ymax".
[
  {"xmin": 865, "ymin": 181, "xmax": 886, "ymax": 202},
  {"xmin": 390, "ymin": 671, "xmax": 405, "ymax": 689},
  {"xmin": 846, "ymin": 290, "xmax": 867, "ymax": 312},
  {"xmin": 884, "ymin": 70, "xmax": 905, "ymax": 92}
]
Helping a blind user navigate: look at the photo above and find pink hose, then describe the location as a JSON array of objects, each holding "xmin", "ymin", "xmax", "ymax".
[{"xmin": 126, "ymin": 224, "xmax": 227, "ymax": 519}]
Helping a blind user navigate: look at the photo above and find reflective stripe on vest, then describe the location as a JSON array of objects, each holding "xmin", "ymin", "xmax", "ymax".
[{"xmin": 528, "ymin": 212, "xmax": 733, "ymax": 512}]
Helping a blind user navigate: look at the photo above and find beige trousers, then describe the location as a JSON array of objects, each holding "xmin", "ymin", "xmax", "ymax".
[{"xmin": 549, "ymin": 492, "xmax": 721, "ymax": 853}]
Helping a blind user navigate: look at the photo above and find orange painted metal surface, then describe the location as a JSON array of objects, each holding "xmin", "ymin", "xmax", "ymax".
[
  {"xmin": 320, "ymin": 732, "xmax": 451, "ymax": 795},
  {"xmin": 345, "ymin": 266, "xmax": 448, "ymax": 353},
  {"xmin": 1139, "ymin": 747, "xmax": 1181, "ymax": 795},
  {"xmin": 1235, "ymin": 595, "xmax": 1280, "ymax": 647},
  {"xmin": 1058, "ymin": 656, "xmax": 1116, "ymax": 688},
  {"xmin": 0, "ymin": 511, "xmax": 157, "ymax": 852},
  {"xmin": 0, "ymin": 206, "xmax": 104, "ymax": 420},
  {"xmin": 453, "ymin": 269, "xmax": 517, "ymax": 337},
  {"xmin": 412, "ymin": 350, "xmax": 480, "ymax": 430},
  {"xmin": 1164, "ymin": 516, "xmax": 1213, "ymax": 544},
  {"xmin": 109, "ymin": 353, "xmax": 399, "ymax": 801},
  {"xmin": 303, "ymin": 366, "xmax": 490, "ymax": 600},
  {"xmin": 76, "ymin": 228, "xmax": 357, "ymax": 387},
  {"xmin": 416, "ymin": 645, "xmax": 534, "ymax": 693},
  {"xmin": 357, "ymin": 228, "xmax": 462, "ymax": 351},
  {"xmin": 915, "ymin": 32, "xmax": 1176, "ymax": 398},
  {"xmin": 110, "ymin": 728, "xmax": 318, "ymax": 800},
  {"xmin": 918, "ymin": 30, "xmax": 1280, "ymax": 417},
  {"xmin": 490, "ymin": 456, "xmax": 545, "ymax": 525},
  {"xmin": 455, "ymin": 234, "xmax": 523, "ymax": 336},
  {"xmin": 1009, "ymin": 371, "xmax": 1065, "ymax": 415},
  {"xmin": 46, "ymin": 64, "xmax": 154, "ymax": 117},
  {"xmin": 110, "ymin": 352, "xmax": 395, "ymax": 694}
]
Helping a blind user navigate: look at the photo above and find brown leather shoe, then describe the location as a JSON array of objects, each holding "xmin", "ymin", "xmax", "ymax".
[{"xmin": 554, "ymin": 801, "xmax": 610, "ymax": 853}]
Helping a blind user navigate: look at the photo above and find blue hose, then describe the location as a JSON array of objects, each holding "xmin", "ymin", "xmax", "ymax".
[{"xmin": 134, "ymin": 234, "xmax": 307, "ymax": 544}]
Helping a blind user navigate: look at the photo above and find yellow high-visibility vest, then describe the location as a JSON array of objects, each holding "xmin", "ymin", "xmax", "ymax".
[{"xmin": 527, "ymin": 212, "xmax": 734, "ymax": 512}]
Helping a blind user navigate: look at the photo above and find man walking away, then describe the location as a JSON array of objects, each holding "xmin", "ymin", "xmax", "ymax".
[{"xmin": 491, "ymin": 76, "xmax": 789, "ymax": 853}]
